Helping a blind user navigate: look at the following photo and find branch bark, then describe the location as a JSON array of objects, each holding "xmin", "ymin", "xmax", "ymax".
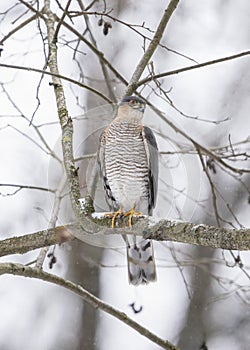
[
  {"xmin": 43, "ymin": 0, "xmax": 83, "ymax": 222},
  {"xmin": 1, "ymin": 218, "xmax": 249, "ymax": 259},
  {"xmin": 0, "ymin": 225, "xmax": 75, "ymax": 257}
]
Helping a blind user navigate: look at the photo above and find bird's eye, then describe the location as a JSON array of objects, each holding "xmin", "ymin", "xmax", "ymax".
[{"xmin": 129, "ymin": 99, "xmax": 136, "ymax": 106}]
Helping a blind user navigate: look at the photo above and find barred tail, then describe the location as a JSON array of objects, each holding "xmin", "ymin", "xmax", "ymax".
[{"xmin": 126, "ymin": 238, "xmax": 157, "ymax": 285}]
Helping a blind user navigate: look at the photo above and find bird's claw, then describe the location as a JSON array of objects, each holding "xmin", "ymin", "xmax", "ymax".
[
  {"xmin": 105, "ymin": 208, "xmax": 123, "ymax": 228},
  {"xmin": 123, "ymin": 206, "xmax": 143, "ymax": 227}
]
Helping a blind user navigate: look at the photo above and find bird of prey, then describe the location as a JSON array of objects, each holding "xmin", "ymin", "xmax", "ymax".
[{"xmin": 97, "ymin": 95, "xmax": 158, "ymax": 285}]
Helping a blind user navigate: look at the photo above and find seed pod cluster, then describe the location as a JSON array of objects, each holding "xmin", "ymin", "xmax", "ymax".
[{"xmin": 98, "ymin": 17, "xmax": 112, "ymax": 36}]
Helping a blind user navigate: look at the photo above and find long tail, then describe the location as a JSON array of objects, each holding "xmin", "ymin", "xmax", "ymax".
[{"xmin": 126, "ymin": 237, "xmax": 157, "ymax": 285}]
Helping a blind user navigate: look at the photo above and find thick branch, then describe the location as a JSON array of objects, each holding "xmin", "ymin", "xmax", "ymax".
[
  {"xmin": 43, "ymin": 1, "xmax": 83, "ymax": 221},
  {"xmin": 1, "ymin": 219, "xmax": 249, "ymax": 259},
  {"xmin": 0, "ymin": 225, "xmax": 75, "ymax": 257},
  {"xmin": 0, "ymin": 262, "xmax": 178, "ymax": 350},
  {"xmin": 145, "ymin": 220, "xmax": 250, "ymax": 250}
]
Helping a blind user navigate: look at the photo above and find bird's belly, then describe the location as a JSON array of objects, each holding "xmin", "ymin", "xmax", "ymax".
[
  {"xmin": 109, "ymin": 176, "xmax": 148, "ymax": 213},
  {"xmin": 105, "ymin": 144, "xmax": 149, "ymax": 213}
]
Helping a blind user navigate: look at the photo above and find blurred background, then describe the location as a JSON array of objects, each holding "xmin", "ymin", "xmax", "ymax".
[{"xmin": 0, "ymin": 1, "xmax": 250, "ymax": 349}]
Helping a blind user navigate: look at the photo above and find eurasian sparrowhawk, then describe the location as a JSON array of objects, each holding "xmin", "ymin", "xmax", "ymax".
[{"xmin": 97, "ymin": 96, "xmax": 158, "ymax": 285}]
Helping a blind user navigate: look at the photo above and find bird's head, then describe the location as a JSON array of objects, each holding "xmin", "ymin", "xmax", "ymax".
[{"xmin": 117, "ymin": 96, "xmax": 146, "ymax": 121}]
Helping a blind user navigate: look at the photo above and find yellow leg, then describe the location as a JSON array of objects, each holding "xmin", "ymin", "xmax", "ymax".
[
  {"xmin": 105, "ymin": 208, "xmax": 123, "ymax": 228},
  {"xmin": 123, "ymin": 204, "xmax": 142, "ymax": 227}
]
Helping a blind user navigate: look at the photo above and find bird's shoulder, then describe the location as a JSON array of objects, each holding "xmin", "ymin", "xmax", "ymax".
[{"xmin": 142, "ymin": 126, "xmax": 158, "ymax": 149}]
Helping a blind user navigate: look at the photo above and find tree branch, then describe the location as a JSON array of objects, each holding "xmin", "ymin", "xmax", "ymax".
[
  {"xmin": 136, "ymin": 50, "xmax": 250, "ymax": 87},
  {"xmin": 43, "ymin": 0, "xmax": 83, "ymax": 222},
  {"xmin": 0, "ymin": 183, "xmax": 55, "ymax": 194},
  {"xmin": 0, "ymin": 262, "xmax": 179, "ymax": 350},
  {"xmin": 12, "ymin": 1, "xmax": 249, "ymax": 253},
  {"xmin": 1, "ymin": 218, "xmax": 249, "ymax": 259},
  {"xmin": 0, "ymin": 224, "xmax": 75, "ymax": 257},
  {"xmin": 146, "ymin": 220, "xmax": 250, "ymax": 250},
  {"xmin": 0, "ymin": 63, "xmax": 112, "ymax": 103},
  {"xmin": 0, "ymin": 14, "xmax": 37, "ymax": 45},
  {"xmin": 125, "ymin": 0, "xmax": 180, "ymax": 96},
  {"xmin": 18, "ymin": 0, "xmax": 129, "ymax": 88}
]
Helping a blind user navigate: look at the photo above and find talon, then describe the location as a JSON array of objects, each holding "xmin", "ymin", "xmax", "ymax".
[
  {"xmin": 124, "ymin": 205, "xmax": 142, "ymax": 227},
  {"xmin": 105, "ymin": 208, "xmax": 123, "ymax": 228}
]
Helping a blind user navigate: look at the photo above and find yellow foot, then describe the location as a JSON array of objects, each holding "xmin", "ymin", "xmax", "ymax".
[
  {"xmin": 123, "ymin": 206, "xmax": 143, "ymax": 227},
  {"xmin": 105, "ymin": 208, "xmax": 123, "ymax": 228}
]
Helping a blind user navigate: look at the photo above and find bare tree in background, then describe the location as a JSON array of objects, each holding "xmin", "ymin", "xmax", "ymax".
[{"xmin": 0, "ymin": 1, "xmax": 250, "ymax": 350}]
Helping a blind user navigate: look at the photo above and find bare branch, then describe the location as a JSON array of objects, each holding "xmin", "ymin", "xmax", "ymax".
[
  {"xmin": 0, "ymin": 218, "xmax": 249, "ymax": 259},
  {"xmin": 148, "ymin": 102, "xmax": 250, "ymax": 175},
  {"xmin": 196, "ymin": 147, "xmax": 221, "ymax": 226},
  {"xmin": 125, "ymin": 0, "xmax": 180, "ymax": 96},
  {"xmin": 137, "ymin": 50, "xmax": 250, "ymax": 87},
  {"xmin": 0, "ymin": 224, "xmax": 75, "ymax": 257},
  {"xmin": 0, "ymin": 183, "xmax": 55, "ymax": 195},
  {"xmin": 18, "ymin": 0, "xmax": 128, "ymax": 88},
  {"xmin": 76, "ymin": 0, "xmax": 117, "ymax": 101},
  {"xmin": 59, "ymin": 18, "xmax": 128, "ymax": 86},
  {"xmin": 53, "ymin": 0, "xmax": 73, "ymax": 42},
  {"xmin": 35, "ymin": 174, "xmax": 67, "ymax": 268},
  {"xmin": 0, "ymin": 63, "xmax": 112, "ymax": 103},
  {"xmin": 0, "ymin": 262, "xmax": 179, "ymax": 350},
  {"xmin": 42, "ymin": 0, "xmax": 83, "ymax": 222},
  {"xmin": 146, "ymin": 220, "xmax": 250, "ymax": 251},
  {"xmin": 0, "ymin": 14, "xmax": 37, "ymax": 45}
]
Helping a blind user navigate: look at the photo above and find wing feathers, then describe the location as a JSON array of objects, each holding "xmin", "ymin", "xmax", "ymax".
[{"xmin": 142, "ymin": 126, "xmax": 158, "ymax": 215}]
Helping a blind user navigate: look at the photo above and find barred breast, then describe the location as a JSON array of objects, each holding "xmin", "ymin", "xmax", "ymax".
[{"xmin": 104, "ymin": 120, "xmax": 149, "ymax": 214}]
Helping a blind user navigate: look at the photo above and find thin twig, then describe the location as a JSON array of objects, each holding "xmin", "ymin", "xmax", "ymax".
[
  {"xmin": 76, "ymin": 0, "xmax": 117, "ymax": 101},
  {"xmin": 69, "ymin": 9, "xmax": 197, "ymax": 64},
  {"xmin": 196, "ymin": 147, "xmax": 220, "ymax": 226},
  {"xmin": 147, "ymin": 102, "xmax": 250, "ymax": 174},
  {"xmin": 35, "ymin": 172, "xmax": 67, "ymax": 268},
  {"xmin": 137, "ymin": 50, "xmax": 250, "ymax": 87},
  {"xmin": 0, "ymin": 183, "xmax": 55, "ymax": 194},
  {"xmin": 0, "ymin": 14, "xmax": 37, "ymax": 45},
  {"xmin": 0, "ymin": 63, "xmax": 112, "ymax": 103},
  {"xmin": 18, "ymin": 0, "xmax": 129, "ymax": 88}
]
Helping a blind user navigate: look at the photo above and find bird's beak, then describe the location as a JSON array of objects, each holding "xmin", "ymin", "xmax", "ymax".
[{"xmin": 138, "ymin": 103, "xmax": 145, "ymax": 113}]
